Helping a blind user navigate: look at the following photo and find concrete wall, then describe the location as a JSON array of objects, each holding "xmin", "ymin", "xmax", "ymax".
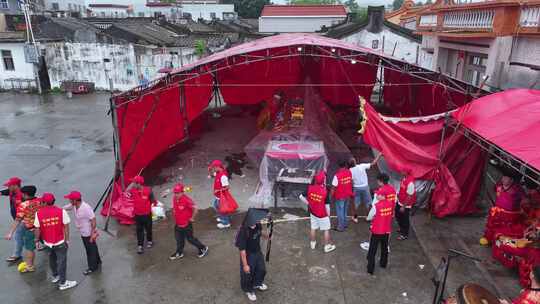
[
  {"xmin": 341, "ymin": 27, "xmax": 432, "ymax": 69},
  {"xmin": 259, "ymin": 16, "xmax": 346, "ymax": 33},
  {"xmin": 506, "ymin": 36, "xmax": 540, "ymax": 89},
  {"xmin": 0, "ymin": 43, "xmax": 37, "ymax": 89},
  {"xmin": 43, "ymin": 42, "xmax": 203, "ymax": 91}
]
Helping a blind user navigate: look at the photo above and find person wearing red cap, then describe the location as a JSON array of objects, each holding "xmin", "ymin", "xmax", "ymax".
[
  {"xmin": 209, "ymin": 160, "xmax": 231, "ymax": 229},
  {"xmin": 2, "ymin": 177, "xmax": 24, "ymax": 262},
  {"xmin": 126, "ymin": 175, "xmax": 157, "ymax": 254},
  {"xmin": 5, "ymin": 185, "xmax": 40, "ymax": 272},
  {"xmin": 34, "ymin": 193, "xmax": 77, "ymax": 290},
  {"xmin": 169, "ymin": 183, "xmax": 208, "ymax": 260},
  {"xmin": 366, "ymin": 173, "xmax": 396, "ymax": 275},
  {"xmin": 299, "ymin": 171, "xmax": 336, "ymax": 253},
  {"xmin": 63, "ymin": 191, "xmax": 101, "ymax": 275},
  {"xmin": 396, "ymin": 169, "xmax": 416, "ymax": 241}
]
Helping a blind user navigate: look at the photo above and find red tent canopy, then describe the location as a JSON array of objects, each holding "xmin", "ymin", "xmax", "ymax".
[
  {"xmin": 452, "ymin": 89, "xmax": 540, "ymax": 171},
  {"xmin": 104, "ymin": 33, "xmax": 488, "ymax": 222}
]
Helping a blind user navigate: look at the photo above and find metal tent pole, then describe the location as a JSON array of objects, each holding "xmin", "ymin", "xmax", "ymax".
[{"xmin": 109, "ymin": 97, "xmax": 125, "ymax": 190}]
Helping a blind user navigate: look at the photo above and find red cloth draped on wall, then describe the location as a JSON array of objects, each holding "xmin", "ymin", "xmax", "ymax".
[
  {"xmin": 383, "ymin": 68, "xmax": 471, "ymax": 117},
  {"xmin": 362, "ymin": 103, "xmax": 486, "ymax": 217}
]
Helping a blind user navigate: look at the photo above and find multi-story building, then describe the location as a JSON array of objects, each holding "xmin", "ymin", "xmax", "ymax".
[
  {"xmin": 43, "ymin": 0, "xmax": 87, "ymax": 17},
  {"xmin": 86, "ymin": 0, "xmax": 234, "ymax": 20},
  {"xmin": 415, "ymin": 0, "xmax": 540, "ymax": 90}
]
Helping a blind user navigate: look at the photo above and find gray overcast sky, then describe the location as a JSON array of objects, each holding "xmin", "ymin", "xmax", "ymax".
[{"xmin": 271, "ymin": 0, "xmax": 393, "ymax": 6}]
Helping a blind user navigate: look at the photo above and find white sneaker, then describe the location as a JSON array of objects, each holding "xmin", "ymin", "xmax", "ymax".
[
  {"xmin": 216, "ymin": 218, "xmax": 222, "ymax": 223},
  {"xmin": 310, "ymin": 241, "xmax": 316, "ymax": 250},
  {"xmin": 58, "ymin": 280, "xmax": 77, "ymax": 291},
  {"xmin": 50, "ymin": 276, "xmax": 60, "ymax": 283},
  {"xmin": 255, "ymin": 283, "xmax": 268, "ymax": 291},
  {"xmin": 217, "ymin": 223, "xmax": 231, "ymax": 229},
  {"xmin": 246, "ymin": 292, "xmax": 257, "ymax": 301},
  {"xmin": 324, "ymin": 244, "xmax": 336, "ymax": 253}
]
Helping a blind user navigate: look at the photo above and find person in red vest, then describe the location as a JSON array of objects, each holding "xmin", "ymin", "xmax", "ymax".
[
  {"xmin": 2, "ymin": 177, "xmax": 24, "ymax": 262},
  {"xmin": 126, "ymin": 175, "xmax": 157, "ymax": 254},
  {"xmin": 366, "ymin": 173, "xmax": 396, "ymax": 275},
  {"xmin": 299, "ymin": 171, "xmax": 336, "ymax": 253},
  {"xmin": 481, "ymin": 173, "xmax": 525, "ymax": 245},
  {"xmin": 34, "ymin": 193, "xmax": 77, "ymax": 291},
  {"xmin": 396, "ymin": 169, "xmax": 416, "ymax": 241},
  {"xmin": 331, "ymin": 161, "xmax": 353, "ymax": 232},
  {"xmin": 5, "ymin": 186, "xmax": 39, "ymax": 272},
  {"xmin": 209, "ymin": 160, "xmax": 231, "ymax": 229},
  {"xmin": 169, "ymin": 183, "xmax": 209, "ymax": 260}
]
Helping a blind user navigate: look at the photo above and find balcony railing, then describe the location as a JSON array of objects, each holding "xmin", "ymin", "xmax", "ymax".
[
  {"xmin": 419, "ymin": 14, "xmax": 437, "ymax": 26},
  {"xmin": 443, "ymin": 10, "xmax": 494, "ymax": 28},
  {"xmin": 520, "ymin": 6, "xmax": 540, "ymax": 27}
]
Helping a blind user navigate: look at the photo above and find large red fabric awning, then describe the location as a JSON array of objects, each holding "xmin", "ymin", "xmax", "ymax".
[
  {"xmin": 104, "ymin": 33, "xmax": 489, "ymax": 222},
  {"xmin": 452, "ymin": 89, "xmax": 540, "ymax": 171}
]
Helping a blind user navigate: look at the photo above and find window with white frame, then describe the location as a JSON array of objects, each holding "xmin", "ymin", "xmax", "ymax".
[
  {"xmin": 2, "ymin": 50, "xmax": 15, "ymax": 71},
  {"xmin": 0, "ymin": 0, "xmax": 9, "ymax": 9}
]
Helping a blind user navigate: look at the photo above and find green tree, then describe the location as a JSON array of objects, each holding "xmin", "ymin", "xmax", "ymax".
[
  {"xmin": 222, "ymin": 0, "xmax": 270, "ymax": 18},
  {"xmin": 425, "ymin": 0, "xmax": 433, "ymax": 4},
  {"xmin": 350, "ymin": 6, "xmax": 367, "ymax": 22},
  {"xmin": 392, "ymin": 0, "xmax": 404, "ymax": 10},
  {"xmin": 194, "ymin": 40, "xmax": 206, "ymax": 57},
  {"xmin": 344, "ymin": 0, "xmax": 358, "ymax": 11}
]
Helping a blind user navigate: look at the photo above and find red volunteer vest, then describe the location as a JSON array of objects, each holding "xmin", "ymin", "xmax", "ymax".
[
  {"xmin": 307, "ymin": 184, "xmax": 328, "ymax": 218},
  {"xmin": 397, "ymin": 175, "xmax": 416, "ymax": 207},
  {"xmin": 333, "ymin": 169, "xmax": 353, "ymax": 200},
  {"xmin": 132, "ymin": 187, "xmax": 152, "ymax": 216},
  {"xmin": 37, "ymin": 205, "xmax": 65, "ymax": 244},
  {"xmin": 173, "ymin": 195, "xmax": 194, "ymax": 228},
  {"xmin": 213, "ymin": 171, "xmax": 228, "ymax": 196},
  {"xmin": 371, "ymin": 198, "xmax": 395, "ymax": 234}
]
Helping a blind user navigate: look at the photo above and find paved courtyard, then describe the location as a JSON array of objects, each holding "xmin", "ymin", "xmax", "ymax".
[{"xmin": 0, "ymin": 93, "xmax": 516, "ymax": 304}]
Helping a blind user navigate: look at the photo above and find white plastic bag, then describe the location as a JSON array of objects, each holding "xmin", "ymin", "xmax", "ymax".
[{"xmin": 152, "ymin": 201, "xmax": 166, "ymax": 221}]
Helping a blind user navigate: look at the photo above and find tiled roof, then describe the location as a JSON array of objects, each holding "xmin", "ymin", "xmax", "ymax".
[
  {"xmin": 105, "ymin": 19, "xmax": 232, "ymax": 47},
  {"xmin": 261, "ymin": 5, "xmax": 347, "ymax": 17},
  {"xmin": 323, "ymin": 20, "xmax": 421, "ymax": 42}
]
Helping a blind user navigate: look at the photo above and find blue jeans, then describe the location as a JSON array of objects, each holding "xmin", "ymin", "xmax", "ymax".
[
  {"xmin": 213, "ymin": 198, "xmax": 230, "ymax": 225},
  {"xmin": 353, "ymin": 186, "xmax": 372, "ymax": 208},
  {"xmin": 13, "ymin": 223, "xmax": 24, "ymax": 257},
  {"xmin": 335, "ymin": 200, "xmax": 348, "ymax": 230}
]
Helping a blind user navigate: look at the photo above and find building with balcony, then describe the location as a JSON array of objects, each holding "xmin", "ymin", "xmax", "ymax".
[
  {"xmin": 385, "ymin": 0, "xmax": 430, "ymax": 30},
  {"xmin": 415, "ymin": 0, "xmax": 540, "ymax": 90}
]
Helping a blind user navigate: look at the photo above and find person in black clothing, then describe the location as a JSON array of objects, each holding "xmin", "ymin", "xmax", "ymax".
[{"xmin": 235, "ymin": 208, "xmax": 270, "ymax": 302}]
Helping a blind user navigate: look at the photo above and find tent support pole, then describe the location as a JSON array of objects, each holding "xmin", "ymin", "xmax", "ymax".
[
  {"xmin": 180, "ymin": 82, "xmax": 189, "ymax": 139},
  {"xmin": 110, "ymin": 97, "xmax": 125, "ymax": 190}
]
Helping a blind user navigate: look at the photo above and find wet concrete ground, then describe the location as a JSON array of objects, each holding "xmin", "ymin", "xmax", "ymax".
[{"xmin": 0, "ymin": 93, "xmax": 516, "ymax": 304}]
